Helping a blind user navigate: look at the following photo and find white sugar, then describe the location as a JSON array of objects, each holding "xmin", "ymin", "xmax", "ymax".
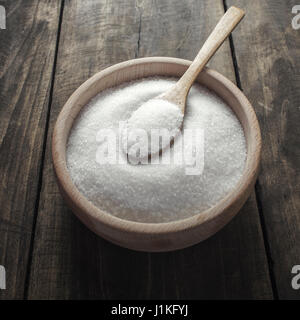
[
  {"xmin": 122, "ymin": 98, "xmax": 183, "ymax": 159},
  {"xmin": 67, "ymin": 77, "xmax": 247, "ymax": 223}
]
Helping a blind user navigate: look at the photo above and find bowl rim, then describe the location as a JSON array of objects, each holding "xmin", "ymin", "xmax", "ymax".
[{"xmin": 52, "ymin": 57, "xmax": 261, "ymax": 235}]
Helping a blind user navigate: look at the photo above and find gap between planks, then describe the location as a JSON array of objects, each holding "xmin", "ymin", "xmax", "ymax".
[
  {"xmin": 23, "ymin": 0, "xmax": 66, "ymax": 300},
  {"xmin": 223, "ymin": 0, "xmax": 278, "ymax": 300}
]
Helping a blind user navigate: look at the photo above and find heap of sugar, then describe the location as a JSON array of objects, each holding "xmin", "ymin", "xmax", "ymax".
[
  {"xmin": 67, "ymin": 77, "xmax": 247, "ymax": 223},
  {"xmin": 122, "ymin": 98, "xmax": 183, "ymax": 160}
]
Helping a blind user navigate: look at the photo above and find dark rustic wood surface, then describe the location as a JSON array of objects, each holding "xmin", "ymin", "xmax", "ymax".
[
  {"xmin": 0, "ymin": 0, "xmax": 299, "ymax": 299},
  {"xmin": 0, "ymin": 0, "xmax": 62, "ymax": 299},
  {"xmin": 227, "ymin": 0, "xmax": 300, "ymax": 299}
]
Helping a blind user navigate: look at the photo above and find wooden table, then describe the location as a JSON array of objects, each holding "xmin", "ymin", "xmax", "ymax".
[{"xmin": 0, "ymin": 0, "xmax": 299, "ymax": 300}]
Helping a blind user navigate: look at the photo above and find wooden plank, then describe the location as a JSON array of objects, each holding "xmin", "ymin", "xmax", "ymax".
[
  {"xmin": 26, "ymin": 0, "xmax": 143, "ymax": 300},
  {"xmin": 0, "ymin": 0, "xmax": 62, "ymax": 299},
  {"xmin": 227, "ymin": 0, "xmax": 300, "ymax": 299},
  {"xmin": 27, "ymin": 0, "xmax": 273, "ymax": 299}
]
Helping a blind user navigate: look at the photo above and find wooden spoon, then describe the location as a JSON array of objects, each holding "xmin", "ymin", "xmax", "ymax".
[
  {"xmin": 124, "ymin": 6, "xmax": 245, "ymax": 159},
  {"xmin": 159, "ymin": 6, "xmax": 245, "ymax": 113}
]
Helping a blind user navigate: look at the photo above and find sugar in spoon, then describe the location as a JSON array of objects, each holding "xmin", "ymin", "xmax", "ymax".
[{"xmin": 123, "ymin": 6, "xmax": 245, "ymax": 160}]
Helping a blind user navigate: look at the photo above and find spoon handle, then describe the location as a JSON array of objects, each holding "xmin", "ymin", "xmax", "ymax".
[{"xmin": 177, "ymin": 6, "xmax": 245, "ymax": 95}]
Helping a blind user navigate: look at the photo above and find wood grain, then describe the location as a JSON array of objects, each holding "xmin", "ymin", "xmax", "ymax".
[
  {"xmin": 0, "ymin": 0, "xmax": 61, "ymax": 299},
  {"xmin": 27, "ymin": 0, "xmax": 273, "ymax": 299},
  {"xmin": 227, "ymin": 0, "xmax": 300, "ymax": 299}
]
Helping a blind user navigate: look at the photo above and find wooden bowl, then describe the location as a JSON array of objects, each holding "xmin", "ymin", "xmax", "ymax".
[{"xmin": 52, "ymin": 57, "xmax": 261, "ymax": 252}]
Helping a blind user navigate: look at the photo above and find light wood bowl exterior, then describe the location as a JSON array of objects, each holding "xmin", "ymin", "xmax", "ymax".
[{"xmin": 52, "ymin": 57, "xmax": 261, "ymax": 252}]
